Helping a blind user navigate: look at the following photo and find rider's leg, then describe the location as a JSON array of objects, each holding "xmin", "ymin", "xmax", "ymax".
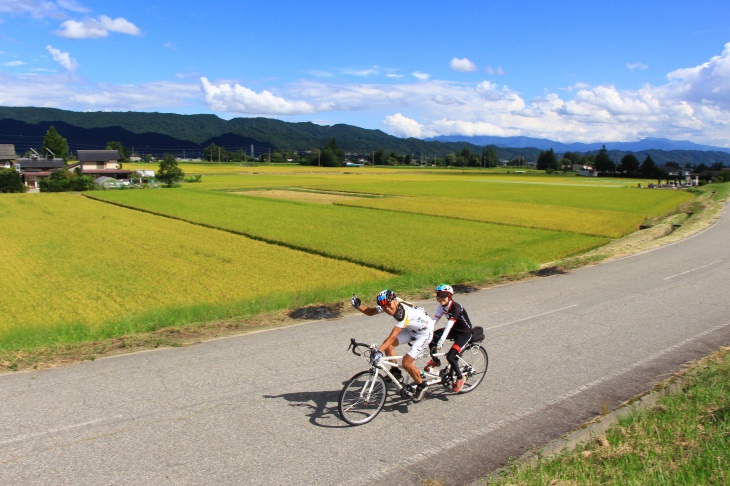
[
  {"xmin": 382, "ymin": 337, "xmax": 402, "ymax": 379},
  {"xmin": 402, "ymin": 355, "xmax": 423, "ymax": 384},
  {"xmin": 426, "ymin": 328, "xmax": 443, "ymax": 370},
  {"xmin": 446, "ymin": 346, "xmax": 462, "ymax": 379},
  {"xmin": 448, "ymin": 331, "xmax": 472, "ymax": 378}
]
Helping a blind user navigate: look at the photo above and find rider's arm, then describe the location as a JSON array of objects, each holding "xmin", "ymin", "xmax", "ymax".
[
  {"xmin": 379, "ymin": 326, "xmax": 401, "ymax": 352},
  {"xmin": 354, "ymin": 304, "xmax": 383, "ymax": 316},
  {"xmin": 438, "ymin": 318, "xmax": 457, "ymax": 347}
]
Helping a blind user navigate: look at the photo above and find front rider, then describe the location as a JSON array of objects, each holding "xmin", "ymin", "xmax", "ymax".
[
  {"xmin": 427, "ymin": 284, "xmax": 474, "ymax": 393},
  {"xmin": 351, "ymin": 290, "xmax": 434, "ymax": 403}
]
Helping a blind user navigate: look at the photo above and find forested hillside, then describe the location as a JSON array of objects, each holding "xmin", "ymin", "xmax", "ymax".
[{"xmin": 1, "ymin": 106, "xmax": 728, "ymax": 167}]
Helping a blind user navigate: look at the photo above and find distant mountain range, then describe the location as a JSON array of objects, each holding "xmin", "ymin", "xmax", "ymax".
[
  {"xmin": 1, "ymin": 106, "xmax": 729, "ymax": 167},
  {"xmin": 427, "ymin": 135, "xmax": 730, "ymax": 154}
]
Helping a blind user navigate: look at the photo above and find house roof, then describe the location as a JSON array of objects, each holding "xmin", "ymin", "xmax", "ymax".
[
  {"xmin": 16, "ymin": 158, "xmax": 65, "ymax": 170},
  {"xmin": 77, "ymin": 150, "xmax": 121, "ymax": 162},
  {"xmin": 0, "ymin": 144, "xmax": 16, "ymax": 159},
  {"xmin": 78, "ymin": 169, "xmax": 133, "ymax": 175}
]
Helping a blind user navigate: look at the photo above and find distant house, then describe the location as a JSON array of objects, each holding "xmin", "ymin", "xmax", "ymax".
[
  {"xmin": 15, "ymin": 149, "xmax": 65, "ymax": 189},
  {"xmin": 0, "ymin": 144, "xmax": 17, "ymax": 168},
  {"xmin": 68, "ymin": 150, "xmax": 133, "ymax": 180}
]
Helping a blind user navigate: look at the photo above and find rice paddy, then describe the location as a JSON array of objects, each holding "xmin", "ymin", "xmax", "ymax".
[{"xmin": 1, "ymin": 166, "xmax": 696, "ymax": 351}]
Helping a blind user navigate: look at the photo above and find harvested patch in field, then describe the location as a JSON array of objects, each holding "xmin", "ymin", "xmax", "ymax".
[
  {"xmin": 236, "ymin": 189, "xmax": 370, "ymax": 204},
  {"xmin": 288, "ymin": 303, "xmax": 344, "ymax": 320}
]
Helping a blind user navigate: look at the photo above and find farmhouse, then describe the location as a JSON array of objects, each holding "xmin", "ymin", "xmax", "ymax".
[
  {"xmin": 68, "ymin": 150, "xmax": 133, "ymax": 180},
  {"xmin": 15, "ymin": 149, "xmax": 65, "ymax": 189},
  {"xmin": 0, "ymin": 144, "xmax": 16, "ymax": 168}
]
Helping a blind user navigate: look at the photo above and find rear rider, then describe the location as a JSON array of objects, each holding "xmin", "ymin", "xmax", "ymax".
[{"xmin": 427, "ymin": 284, "xmax": 474, "ymax": 393}]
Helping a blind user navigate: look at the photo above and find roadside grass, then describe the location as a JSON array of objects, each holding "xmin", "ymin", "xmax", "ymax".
[{"xmin": 488, "ymin": 347, "xmax": 730, "ymax": 485}]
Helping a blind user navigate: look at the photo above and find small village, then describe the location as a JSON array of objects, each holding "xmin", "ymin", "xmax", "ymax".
[{"xmin": 0, "ymin": 144, "xmax": 156, "ymax": 192}]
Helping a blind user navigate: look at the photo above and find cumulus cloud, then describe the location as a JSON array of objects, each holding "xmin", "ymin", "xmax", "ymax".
[
  {"xmin": 55, "ymin": 15, "xmax": 141, "ymax": 38},
  {"xmin": 200, "ymin": 77, "xmax": 324, "ymax": 115},
  {"xmin": 662, "ymin": 42, "xmax": 730, "ymax": 106},
  {"xmin": 46, "ymin": 45, "xmax": 78, "ymax": 72},
  {"xmin": 384, "ymin": 113, "xmax": 436, "ymax": 138},
  {"xmin": 450, "ymin": 57, "xmax": 477, "ymax": 72}
]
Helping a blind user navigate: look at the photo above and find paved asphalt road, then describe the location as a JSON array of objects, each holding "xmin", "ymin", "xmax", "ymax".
[{"xmin": 2, "ymin": 204, "xmax": 730, "ymax": 486}]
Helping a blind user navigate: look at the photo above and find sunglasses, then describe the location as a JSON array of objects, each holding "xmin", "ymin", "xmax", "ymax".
[{"xmin": 436, "ymin": 292, "xmax": 451, "ymax": 298}]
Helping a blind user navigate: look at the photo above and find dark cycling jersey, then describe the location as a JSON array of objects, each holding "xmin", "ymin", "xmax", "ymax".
[{"xmin": 433, "ymin": 300, "xmax": 473, "ymax": 333}]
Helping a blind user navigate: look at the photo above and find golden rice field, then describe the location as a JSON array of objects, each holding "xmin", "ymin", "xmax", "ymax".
[
  {"xmin": 0, "ymin": 193, "xmax": 390, "ymax": 345},
  {"xmin": 1, "ymin": 165, "xmax": 697, "ymax": 350}
]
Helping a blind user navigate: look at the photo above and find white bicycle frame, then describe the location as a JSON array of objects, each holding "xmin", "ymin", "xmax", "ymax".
[{"xmin": 372, "ymin": 349, "xmax": 469, "ymax": 389}]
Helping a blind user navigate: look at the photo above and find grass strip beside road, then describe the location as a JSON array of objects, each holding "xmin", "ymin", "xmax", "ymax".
[{"xmin": 489, "ymin": 347, "xmax": 730, "ymax": 485}]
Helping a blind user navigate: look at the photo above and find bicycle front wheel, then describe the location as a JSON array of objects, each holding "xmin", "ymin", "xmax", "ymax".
[
  {"xmin": 458, "ymin": 344, "xmax": 488, "ymax": 393},
  {"xmin": 338, "ymin": 370, "xmax": 388, "ymax": 426}
]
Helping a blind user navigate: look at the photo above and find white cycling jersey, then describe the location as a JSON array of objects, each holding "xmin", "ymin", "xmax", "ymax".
[
  {"xmin": 377, "ymin": 298, "xmax": 434, "ymax": 359},
  {"xmin": 376, "ymin": 298, "xmax": 434, "ymax": 332}
]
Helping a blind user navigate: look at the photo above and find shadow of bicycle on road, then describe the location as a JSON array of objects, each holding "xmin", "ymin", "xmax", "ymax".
[{"xmin": 264, "ymin": 382, "xmax": 452, "ymax": 428}]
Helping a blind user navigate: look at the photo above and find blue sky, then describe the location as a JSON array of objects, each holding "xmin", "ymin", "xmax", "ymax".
[{"xmin": 1, "ymin": 0, "xmax": 729, "ymax": 147}]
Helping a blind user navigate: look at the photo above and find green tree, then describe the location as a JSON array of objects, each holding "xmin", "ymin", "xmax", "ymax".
[
  {"xmin": 106, "ymin": 141, "xmax": 127, "ymax": 162},
  {"xmin": 640, "ymin": 155, "xmax": 658, "ymax": 178},
  {"xmin": 156, "ymin": 154, "xmax": 185, "ymax": 187},
  {"xmin": 594, "ymin": 145, "xmax": 615, "ymax": 172},
  {"xmin": 537, "ymin": 148, "xmax": 559, "ymax": 171},
  {"xmin": 0, "ymin": 168, "xmax": 25, "ymax": 193},
  {"xmin": 38, "ymin": 167, "xmax": 95, "ymax": 192},
  {"xmin": 482, "ymin": 146, "xmax": 499, "ymax": 168},
  {"xmin": 318, "ymin": 148, "xmax": 340, "ymax": 167},
  {"xmin": 41, "ymin": 125, "xmax": 70, "ymax": 162},
  {"xmin": 373, "ymin": 149, "xmax": 387, "ymax": 165},
  {"xmin": 39, "ymin": 167, "xmax": 71, "ymax": 192},
  {"xmin": 619, "ymin": 153, "xmax": 640, "ymax": 173},
  {"xmin": 204, "ymin": 143, "xmax": 229, "ymax": 162},
  {"xmin": 563, "ymin": 151, "xmax": 581, "ymax": 169}
]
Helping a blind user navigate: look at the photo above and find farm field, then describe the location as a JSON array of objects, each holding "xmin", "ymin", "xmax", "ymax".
[
  {"xmin": 0, "ymin": 193, "xmax": 390, "ymax": 349},
  {"xmin": 1, "ymin": 166, "xmax": 697, "ymax": 353}
]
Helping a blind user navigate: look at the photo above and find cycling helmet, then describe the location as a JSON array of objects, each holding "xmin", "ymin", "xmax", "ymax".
[
  {"xmin": 376, "ymin": 289, "xmax": 396, "ymax": 306},
  {"xmin": 435, "ymin": 284, "xmax": 453, "ymax": 296}
]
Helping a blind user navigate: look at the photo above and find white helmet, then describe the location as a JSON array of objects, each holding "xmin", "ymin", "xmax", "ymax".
[{"xmin": 435, "ymin": 284, "xmax": 453, "ymax": 295}]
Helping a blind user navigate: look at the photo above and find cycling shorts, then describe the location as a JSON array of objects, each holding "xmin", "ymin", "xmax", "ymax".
[{"xmin": 396, "ymin": 328, "xmax": 433, "ymax": 359}]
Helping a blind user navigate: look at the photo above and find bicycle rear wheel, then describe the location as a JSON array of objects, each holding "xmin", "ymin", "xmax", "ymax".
[
  {"xmin": 338, "ymin": 370, "xmax": 388, "ymax": 426},
  {"xmin": 458, "ymin": 344, "xmax": 488, "ymax": 393}
]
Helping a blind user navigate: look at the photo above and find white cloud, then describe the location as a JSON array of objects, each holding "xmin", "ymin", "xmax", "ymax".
[
  {"xmin": 200, "ymin": 77, "xmax": 324, "ymax": 115},
  {"xmin": 3, "ymin": 60, "xmax": 25, "ymax": 66},
  {"xmin": 0, "ymin": 71, "xmax": 200, "ymax": 111},
  {"xmin": 486, "ymin": 66, "xmax": 505, "ymax": 75},
  {"xmin": 0, "ymin": 0, "xmax": 88, "ymax": 18},
  {"xmin": 55, "ymin": 15, "xmax": 141, "ymax": 39},
  {"xmin": 450, "ymin": 57, "xmax": 477, "ymax": 72},
  {"xmin": 412, "ymin": 71, "xmax": 430, "ymax": 80},
  {"xmin": 383, "ymin": 113, "xmax": 436, "ymax": 138},
  {"xmin": 627, "ymin": 62, "xmax": 648, "ymax": 72},
  {"xmin": 46, "ymin": 45, "xmax": 78, "ymax": 72}
]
